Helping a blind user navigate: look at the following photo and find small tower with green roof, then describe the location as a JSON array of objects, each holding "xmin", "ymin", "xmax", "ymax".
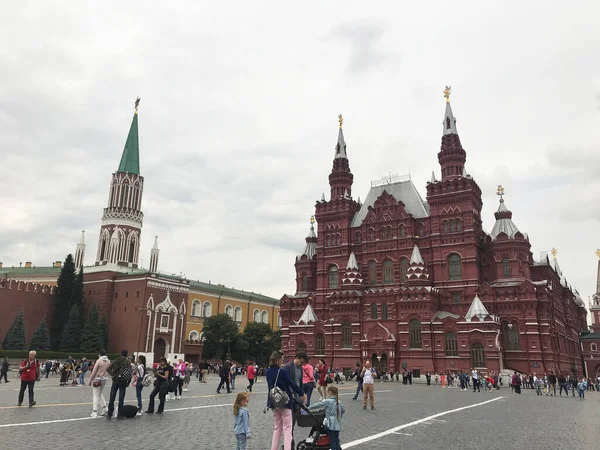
[{"xmin": 95, "ymin": 98, "xmax": 144, "ymax": 269}]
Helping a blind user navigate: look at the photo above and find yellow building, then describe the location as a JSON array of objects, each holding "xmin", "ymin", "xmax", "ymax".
[{"xmin": 185, "ymin": 280, "xmax": 280, "ymax": 341}]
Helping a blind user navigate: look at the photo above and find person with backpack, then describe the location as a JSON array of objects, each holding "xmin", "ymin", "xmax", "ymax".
[
  {"xmin": 18, "ymin": 350, "xmax": 40, "ymax": 407},
  {"xmin": 89, "ymin": 349, "xmax": 111, "ymax": 417},
  {"xmin": 133, "ymin": 355, "xmax": 147, "ymax": 416},
  {"xmin": 266, "ymin": 351, "xmax": 306, "ymax": 450},
  {"xmin": 106, "ymin": 349, "xmax": 132, "ymax": 420}
]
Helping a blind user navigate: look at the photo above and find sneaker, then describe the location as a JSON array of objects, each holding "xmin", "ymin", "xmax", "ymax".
[
  {"xmin": 245, "ymin": 388, "xmax": 249, "ymax": 393},
  {"xmin": 178, "ymin": 396, "xmax": 182, "ymax": 400},
  {"xmin": 90, "ymin": 412, "xmax": 98, "ymax": 418},
  {"xmin": 136, "ymin": 411, "xmax": 143, "ymax": 416},
  {"xmin": 363, "ymin": 405, "xmax": 367, "ymax": 409},
  {"xmin": 183, "ymin": 389, "xmax": 188, "ymax": 392},
  {"xmin": 101, "ymin": 408, "xmax": 108, "ymax": 416},
  {"xmin": 29, "ymin": 401, "xmax": 36, "ymax": 407},
  {"xmin": 352, "ymin": 397, "xmax": 357, "ymax": 401},
  {"xmin": 17, "ymin": 402, "xmax": 22, "ymax": 407},
  {"xmin": 371, "ymin": 406, "xmax": 375, "ymax": 410},
  {"xmin": 145, "ymin": 410, "xmax": 154, "ymax": 414}
]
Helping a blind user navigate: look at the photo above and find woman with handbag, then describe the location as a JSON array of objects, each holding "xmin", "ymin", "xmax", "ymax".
[
  {"xmin": 88, "ymin": 350, "xmax": 111, "ymax": 418},
  {"xmin": 146, "ymin": 357, "xmax": 172, "ymax": 414},
  {"xmin": 266, "ymin": 351, "xmax": 306, "ymax": 450}
]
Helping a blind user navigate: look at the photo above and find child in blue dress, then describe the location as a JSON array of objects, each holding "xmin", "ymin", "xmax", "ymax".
[{"xmin": 308, "ymin": 385, "xmax": 345, "ymax": 450}]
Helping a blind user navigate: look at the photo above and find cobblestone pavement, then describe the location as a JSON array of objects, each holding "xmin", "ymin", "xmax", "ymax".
[{"xmin": 0, "ymin": 375, "xmax": 598, "ymax": 449}]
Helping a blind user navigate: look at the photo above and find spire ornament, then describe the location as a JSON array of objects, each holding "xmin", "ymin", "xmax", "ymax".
[
  {"xmin": 551, "ymin": 247, "xmax": 558, "ymax": 260},
  {"xmin": 338, "ymin": 114, "xmax": 343, "ymax": 129},
  {"xmin": 134, "ymin": 97, "xmax": 141, "ymax": 114},
  {"xmin": 310, "ymin": 215, "xmax": 315, "ymax": 226},
  {"xmin": 443, "ymin": 86, "xmax": 451, "ymax": 103},
  {"xmin": 595, "ymin": 249, "xmax": 600, "ymax": 260},
  {"xmin": 496, "ymin": 185, "xmax": 505, "ymax": 200}
]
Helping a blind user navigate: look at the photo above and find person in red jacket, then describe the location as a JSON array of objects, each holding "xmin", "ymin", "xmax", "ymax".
[
  {"xmin": 18, "ymin": 350, "xmax": 40, "ymax": 407},
  {"xmin": 246, "ymin": 361, "xmax": 256, "ymax": 392}
]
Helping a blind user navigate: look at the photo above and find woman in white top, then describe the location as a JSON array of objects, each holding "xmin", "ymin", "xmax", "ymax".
[
  {"xmin": 135, "ymin": 355, "xmax": 146, "ymax": 415},
  {"xmin": 361, "ymin": 360, "xmax": 376, "ymax": 410}
]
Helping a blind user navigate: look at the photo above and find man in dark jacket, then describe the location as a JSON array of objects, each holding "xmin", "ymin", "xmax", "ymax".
[
  {"xmin": 1, "ymin": 357, "xmax": 9, "ymax": 383},
  {"xmin": 217, "ymin": 360, "xmax": 231, "ymax": 394},
  {"xmin": 547, "ymin": 370, "xmax": 557, "ymax": 396},
  {"xmin": 106, "ymin": 349, "xmax": 131, "ymax": 419},
  {"xmin": 351, "ymin": 362, "xmax": 364, "ymax": 399},
  {"xmin": 283, "ymin": 352, "xmax": 308, "ymax": 450}
]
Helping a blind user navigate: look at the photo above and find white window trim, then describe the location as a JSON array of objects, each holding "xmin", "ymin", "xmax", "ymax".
[
  {"xmin": 191, "ymin": 299, "xmax": 201, "ymax": 317},
  {"xmin": 234, "ymin": 306, "xmax": 243, "ymax": 322},
  {"xmin": 202, "ymin": 301, "xmax": 212, "ymax": 318},
  {"xmin": 225, "ymin": 304, "xmax": 233, "ymax": 318},
  {"xmin": 189, "ymin": 330, "xmax": 199, "ymax": 341},
  {"xmin": 160, "ymin": 314, "xmax": 170, "ymax": 331},
  {"xmin": 253, "ymin": 308, "xmax": 260, "ymax": 322},
  {"xmin": 261, "ymin": 310, "xmax": 268, "ymax": 323}
]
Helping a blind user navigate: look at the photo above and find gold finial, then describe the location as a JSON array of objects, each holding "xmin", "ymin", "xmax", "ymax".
[
  {"xmin": 338, "ymin": 114, "xmax": 343, "ymax": 129},
  {"xmin": 595, "ymin": 249, "xmax": 600, "ymax": 260},
  {"xmin": 134, "ymin": 97, "xmax": 141, "ymax": 114},
  {"xmin": 443, "ymin": 85, "xmax": 451, "ymax": 103},
  {"xmin": 550, "ymin": 247, "xmax": 558, "ymax": 260},
  {"xmin": 310, "ymin": 215, "xmax": 315, "ymax": 225},
  {"xmin": 496, "ymin": 184, "xmax": 505, "ymax": 199}
]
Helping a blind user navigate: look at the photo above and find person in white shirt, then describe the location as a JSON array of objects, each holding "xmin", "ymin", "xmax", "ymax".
[
  {"xmin": 471, "ymin": 368, "xmax": 480, "ymax": 392},
  {"xmin": 361, "ymin": 360, "xmax": 376, "ymax": 410}
]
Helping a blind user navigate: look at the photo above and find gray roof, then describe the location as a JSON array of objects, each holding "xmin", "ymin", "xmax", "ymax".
[
  {"xmin": 346, "ymin": 252, "xmax": 359, "ymax": 270},
  {"xmin": 410, "ymin": 244, "xmax": 424, "ymax": 265},
  {"xmin": 350, "ymin": 179, "xmax": 429, "ymax": 227},
  {"xmin": 297, "ymin": 303, "xmax": 318, "ymax": 324},
  {"xmin": 433, "ymin": 311, "xmax": 461, "ymax": 321},
  {"xmin": 489, "ymin": 199, "xmax": 522, "ymax": 240},
  {"xmin": 465, "ymin": 295, "xmax": 490, "ymax": 321},
  {"xmin": 443, "ymin": 101, "xmax": 458, "ymax": 135},
  {"xmin": 334, "ymin": 128, "xmax": 347, "ymax": 159},
  {"xmin": 299, "ymin": 224, "xmax": 317, "ymax": 259}
]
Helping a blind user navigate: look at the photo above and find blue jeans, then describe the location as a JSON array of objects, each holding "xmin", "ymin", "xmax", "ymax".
[
  {"xmin": 107, "ymin": 382, "xmax": 126, "ymax": 417},
  {"xmin": 231, "ymin": 374, "xmax": 236, "ymax": 389},
  {"xmin": 353, "ymin": 381, "xmax": 363, "ymax": 399},
  {"xmin": 235, "ymin": 433, "xmax": 247, "ymax": 450},
  {"xmin": 136, "ymin": 381, "xmax": 144, "ymax": 410},
  {"xmin": 327, "ymin": 429, "xmax": 341, "ymax": 450},
  {"xmin": 303, "ymin": 383, "xmax": 314, "ymax": 407},
  {"xmin": 79, "ymin": 372, "xmax": 86, "ymax": 385}
]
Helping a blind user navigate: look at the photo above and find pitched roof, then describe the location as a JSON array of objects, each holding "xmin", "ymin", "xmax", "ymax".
[
  {"xmin": 118, "ymin": 112, "xmax": 140, "ymax": 175},
  {"xmin": 297, "ymin": 303, "xmax": 318, "ymax": 324},
  {"xmin": 410, "ymin": 245, "xmax": 424, "ymax": 265},
  {"xmin": 465, "ymin": 295, "xmax": 490, "ymax": 321},
  {"xmin": 350, "ymin": 179, "xmax": 429, "ymax": 227},
  {"xmin": 346, "ymin": 252, "xmax": 359, "ymax": 270},
  {"xmin": 443, "ymin": 101, "xmax": 458, "ymax": 135},
  {"xmin": 489, "ymin": 199, "xmax": 522, "ymax": 240},
  {"xmin": 334, "ymin": 128, "xmax": 347, "ymax": 159},
  {"xmin": 299, "ymin": 222, "xmax": 317, "ymax": 259}
]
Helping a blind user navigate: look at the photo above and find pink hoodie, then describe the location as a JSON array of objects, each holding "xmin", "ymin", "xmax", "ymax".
[{"xmin": 90, "ymin": 355, "xmax": 111, "ymax": 380}]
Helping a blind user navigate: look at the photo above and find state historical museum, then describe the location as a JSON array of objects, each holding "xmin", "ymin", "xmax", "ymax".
[{"xmin": 280, "ymin": 90, "xmax": 587, "ymax": 376}]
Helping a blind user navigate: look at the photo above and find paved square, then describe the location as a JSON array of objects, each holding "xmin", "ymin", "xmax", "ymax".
[{"xmin": 0, "ymin": 374, "xmax": 598, "ymax": 449}]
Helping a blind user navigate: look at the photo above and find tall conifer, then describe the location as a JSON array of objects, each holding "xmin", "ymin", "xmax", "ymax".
[
  {"xmin": 59, "ymin": 305, "xmax": 83, "ymax": 352},
  {"xmin": 3, "ymin": 312, "xmax": 26, "ymax": 350},
  {"xmin": 51, "ymin": 254, "xmax": 76, "ymax": 349},
  {"xmin": 29, "ymin": 318, "xmax": 51, "ymax": 351},
  {"xmin": 80, "ymin": 305, "xmax": 102, "ymax": 353},
  {"xmin": 99, "ymin": 316, "xmax": 109, "ymax": 351}
]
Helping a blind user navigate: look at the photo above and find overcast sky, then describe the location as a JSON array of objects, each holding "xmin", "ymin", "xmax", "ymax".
[{"xmin": 1, "ymin": 1, "xmax": 599, "ymax": 304}]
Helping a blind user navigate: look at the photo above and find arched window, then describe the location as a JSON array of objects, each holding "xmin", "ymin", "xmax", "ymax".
[
  {"xmin": 100, "ymin": 239, "xmax": 107, "ymax": 261},
  {"xmin": 371, "ymin": 303, "xmax": 378, "ymax": 320},
  {"xmin": 253, "ymin": 309, "xmax": 260, "ymax": 322},
  {"xmin": 301, "ymin": 274, "xmax": 309, "ymax": 291},
  {"xmin": 409, "ymin": 319, "xmax": 422, "ymax": 348},
  {"xmin": 381, "ymin": 303, "xmax": 389, "ymax": 320},
  {"xmin": 399, "ymin": 258, "xmax": 409, "ymax": 283},
  {"xmin": 315, "ymin": 334, "xmax": 325, "ymax": 355},
  {"xmin": 355, "ymin": 232, "xmax": 362, "ymax": 244},
  {"xmin": 191, "ymin": 300, "xmax": 201, "ymax": 317},
  {"xmin": 121, "ymin": 181, "xmax": 129, "ymax": 207},
  {"xmin": 451, "ymin": 220, "xmax": 456, "ymax": 232},
  {"xmin": 470, "ymin": 342, "xmax": 485, "ymax": 367},
  {"xmin": 456, "ymin": 219, "xmax": 462, "ymax": 231},
  {"xmin": 202, "ymin": 301, "xmax": 212, "ymax": 318},
  {"xmin": 189, "ymin": 331, "xmax": 199, "ymax": 341},
  {"xmin": 128, "ymin": 240, "xmax": 135, "ymax": 263},
  {"xmin": 225, "ymin": 305, "xmax": 233, "ymax": 318},
  {"xmin": 261, "ymin": 311, "xmax": 268, "ymax": 324},
  {"xmin": 297, "ymin": 342, "xmax": 307, "ymax": 353},
  {"xmin": 277, "ymin": 314, "xmax": 282, "ymax": 327},
  {"xmin": 328, "ymin": 265, "xmax": 339, "ymax": 288},
  {"xmin": 234, "ymin": 306, "xmax": 242, "ymax": 322},
  {"xmin": 592, "ymin": 343, "xmax": 598, "ymax": 352},
  {"xmin": 445, "ymin": 332, "xmax": 458, "ymax": 356},
  {"xmin": 369, "ymin": 261, "xmax": 377, "ymax": 285},
  {"xmin": 503, "ymin": 322, "xmax": 519, "ymax": 350},
  {"xmin": 502, "ymin": 258, "xmax": 511, "ymax": 277},
  {"xmin": 399, "ymin": 224, "xmax": 405, "ymax": 237},
  {"xmin": 448, "ymin": 254, "xmax": 462, "ymax": 280},
  {"xmin": 383, "ymin": 260, "xmax": 394, "ymax": 284},
  {"xmin": 368, "ymin": 228, "xmax": 375, "ymax": 240},
  {"xmin": 341, "ymin": 322, "xmax": 352, "ymax": 348},
  {"xmin": 417, "ymin": 223, "xmax": 424, "ymax": 237}
]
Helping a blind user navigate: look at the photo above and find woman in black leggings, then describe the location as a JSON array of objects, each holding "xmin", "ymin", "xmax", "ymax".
[{"xmin": 146, "ymin": 358, "xmax": 171, "ymax": 414}]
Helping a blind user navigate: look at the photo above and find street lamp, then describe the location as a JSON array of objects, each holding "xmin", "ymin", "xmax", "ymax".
[{"xmin": 220, "ymin": 337, "xmax": 232, "ymax": 361}]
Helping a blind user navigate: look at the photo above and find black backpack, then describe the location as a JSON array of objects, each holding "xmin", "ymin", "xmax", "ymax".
[{"xmin": 117, "ymin": 362, "xmax": 133, "ymax": 386}]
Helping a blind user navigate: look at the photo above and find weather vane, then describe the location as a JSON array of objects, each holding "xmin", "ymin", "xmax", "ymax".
[
  {"xmin": 551, "ymin": 247, "xmax": 558, "ymax": 260},
  {"xmin": 595, "ymin": 249, "xmax": 600, "ymax": 260},
  {"xmin": 310, "ymin": 215, "xmax": 315, "ymax": 225},
  {"xmin": 496, "ymin": 184, "xmax": 505, "ymax": 200},
  {"xmin": 338, "ymin": 114, "xmax": 343, "ymax": 129},
  {"xmin": 135, "ymin": 97, "xmax": 141, "ymax": 114},
  {"xmin": 443, "ymin": 86, "xmax": 451, "ymax": 103}
]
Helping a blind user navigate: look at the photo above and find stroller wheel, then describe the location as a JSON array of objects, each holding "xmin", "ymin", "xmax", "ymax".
[{"xmin": 296, "ymin": 442, "xmax": 312, "ymax": 450}]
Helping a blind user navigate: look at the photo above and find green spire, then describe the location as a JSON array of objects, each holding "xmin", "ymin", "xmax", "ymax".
[{"xmin": 117, "ymin": 98, "xmax": 140, "ymax": 175}]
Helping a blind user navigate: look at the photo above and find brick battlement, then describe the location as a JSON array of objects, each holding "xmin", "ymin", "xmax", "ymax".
[{"xmin": 0, "ymin": 278, "xmax": 56, "ymax": 295}]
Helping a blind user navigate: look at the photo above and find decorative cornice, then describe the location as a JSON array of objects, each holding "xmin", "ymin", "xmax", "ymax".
[{"xmin": 148, "ymin": 280, "xmax": 189, "ymax": 293}]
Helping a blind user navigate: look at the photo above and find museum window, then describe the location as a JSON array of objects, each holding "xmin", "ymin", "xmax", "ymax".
[
  {"xmin": 234, "ymin": 306, "xmax": 243, "ymax": 322},
  {"xmin": 225, "ymin": 305, "xmax": 233, "ymax": 318},
  {"xmin": 253, "ymin": 309, "xmax": 260, "ymax": 322},
  {"xmin": 456, "ymin": 219, "xmax": 462, "ymax": 231},
  {"xmin": 443, "ymin": 221, "xmax": 449, "ymax": 233},
  {"xmin": 445, "ymin": 332, "xmax": 459, "ymax": 356},
  {"xmin": 160, "ymin": 314, "xmax": 169, "ymax": 330},
  {"xmin": 128, "ymin": 240, "xmax": 135, "ymax": 263},
  {"xmin": 502, "ymin": 257, "xmax": 511, "ymax": 277},
  {"xmin": 191, "ymin": 300, "xmax": 201, "ymax": 317},
  {"xmin": 368, "ymin": 228, "xmax": 375, "ymax": 241},
  {"xmin": 399, "ymin": 258, "xmax": 409, "ymax": 283},
  {"xmin": 409, "ymin": 319, "xmax": 422, "ymax": 348},
  {"xmin": 369, "ymin": 260, "xmax": 377, "ymax": 285},
  {"xmin": 381, "ymin": 303, "xmax": 389, "ymax": 320},
  {"xmin": 328, "ymin": 265, "xmax": 339, "ymax": 288},
  {"xmin": 202, "ymin": 301, "xmax": 212, "ymax": 318},
  {"xmin": 417, "ymin": 223, "xmax": 424, "ymax": 237},
  {"xmin": 261, "ymin": 310, "xmax": 268, "ymax": 323},
  {"xmin": 592, "ymin": 343, "xmax": 598, "ymax": 352},
  {"xmin": 125, "ymin": 292, "xmax": 128, "ymax": 298},
  {"xmin": 448, "ymin": 254, "xmax": 462, "ymax": 280},
  {"xmin": 503, "ymin": 322, "xmax": 520, "ymax": 350},
  {"xmin": 189, "ymin": 331, "xmax": 199, "ymax": 341},
  {"xmin": 326, "ymin": 235, "xmax": 331, "ymax": 247},
  {"xmin": 297, "ymin": 342, "xmax": 307, "ymax": 354},
  {"xmin": 383, "ymin": 260, "xmax": 394, "ymax": 284},
  {"xmin": 452, "ymin": 293, "xmax": 461, "ymax": 304},
  {"xmin": 277, "ymin": 313, "xmax": 282, "ymax": 327},
  {"xmin": 341, "ymin": 322, "xmax": 352, "ymax": 348},
  {"xmin": 470, "ymin": 342, "xmax": 486, "ymax": 367},
  {"xmin": 371, "ymin": 303, "xmax": 378, "ymax": 320},
  {"xmin": 399, "ymin": 224, "xmax": 405, "ymax": 237},
  {"xmin": 301, "ymin": 274, "xmax": 309, "ymax": 291},
  {"xmin": 315, "ymin": 334, "xmax": 325, "ymax": 356},
  {"xmin": 355, "ymin": 232, "xmax": 362, "ymax": 244}
]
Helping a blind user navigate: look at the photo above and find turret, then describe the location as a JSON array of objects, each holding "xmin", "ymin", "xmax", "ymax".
[
  {"xmin": 149, "ymin": 236, "xmax": 159, "ymax": 273},
  {"xmin": 328, "ymin": 114, "xmax": 353, "ymax": 200},
  {"xmin": 74, "ymin": 230, "xmax": 86, "ymax": 268},
  {"xmin": 438, "ymin": 86, "xmax": 466, "ymax": 181}
]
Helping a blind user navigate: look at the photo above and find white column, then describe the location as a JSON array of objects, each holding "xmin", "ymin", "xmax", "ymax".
[
  {"xmin": 151, "ymin": 312, "xmax": 158, "ymax": 353},
  {"xmin": 145, "ymin": 309, "xmax": 153, "ymax": 353},
  {"xmin": 179, "ymin": 313, "xmax": 184, "ymax": 353},
  {"xmin": 171, "ymin": 312, "xmax": 178, "ymax": 356}
]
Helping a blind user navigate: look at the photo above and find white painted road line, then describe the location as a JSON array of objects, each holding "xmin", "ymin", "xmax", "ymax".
[
  {"xmin": 342, "ymin": 396, "xmax": 504, "ymax": 448},
  {"xmin": 0, "ymin": 403, "xmax": 231, "ymax": 428}
]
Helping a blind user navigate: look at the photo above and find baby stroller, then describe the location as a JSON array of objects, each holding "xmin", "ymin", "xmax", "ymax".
[{"xmin": 295, "ymin": 402, "xmax": 331, "ymax": 449}]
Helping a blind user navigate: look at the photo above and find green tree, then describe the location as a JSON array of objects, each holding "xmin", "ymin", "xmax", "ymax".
[
  {"xmin": 51, "ymin": 254, "xmax": 76, "ymax": 349},
  {"xmin": 99, "ymin": 315, "xmax": 109, "ymax": 350},
  {"xmin": 201, "ymin": 314, "xmax": 241, "ymax": 362},
  {"xmin": 73, "ymin": 266, "xmax": 85, "ymax": 312},
  {"xmin": 29, "ymin": 318, "xmax": 51, "ymax": 351},
  {"xmin": 242, "ymin": 322, "xmax": 280, "ymax": 366},
  {"xmin": 80, "ymin": 304, "xmax": 102, "ymax": 353},
  {"xmin": 2, "ymin": 312, "xmax": 26, "ymax": 350},
  {"xmin": 59, "ymin": 305, "xmax": 83, "ymax": 352}
]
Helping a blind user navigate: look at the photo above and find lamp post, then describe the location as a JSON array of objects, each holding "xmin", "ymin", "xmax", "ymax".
[{"xmin": 219, "ymin": 337, "xmax": 232, "ymax": 362}]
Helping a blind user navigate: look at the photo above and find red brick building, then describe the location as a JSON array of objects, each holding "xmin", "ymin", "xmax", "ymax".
[
  {"xmin": 581, "ymin": 257, "xmax": 600, "ymax": 378},
  {"xmin": 280, "ymin": 92, "xmax": 587, "ymax": 377}
]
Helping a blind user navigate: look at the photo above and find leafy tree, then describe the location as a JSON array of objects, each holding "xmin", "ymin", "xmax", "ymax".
[
  {"xmin": 59, "ymin": 305, "xmax": 83, "ymax": 352},
  {"xmin": 3, "ymin": 312, "xmax": 26, "ymax": 350},
  {"xmin": 29, "ymin": 318, "xmax": 51, "ymax": 351},
  {"xmin": 99, "ymin": 315, "xmax": 109, "ymax": 351},
  {"xmin": 241, "ymin": 322, "xmax": 280, "ymax": 366},
  {"xmin": 51, "ymin": 254, "xmax": 76, "ymax": 349},
  {"xmin": 80, "ymin": 305, "xmax": 102, "ymax": 353},
  {"xmin": 201, "ymin": 314, "xmax": 240, "ymax": 362}
]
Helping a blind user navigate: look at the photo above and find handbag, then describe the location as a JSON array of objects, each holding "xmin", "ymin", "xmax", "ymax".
[
  {"xmin": 269, "ymin": 369, "xmax": 290, "ymax": 409},
  {"xmin": 92, "ymin": 378, "xmax": 103, "ymax": 387}
]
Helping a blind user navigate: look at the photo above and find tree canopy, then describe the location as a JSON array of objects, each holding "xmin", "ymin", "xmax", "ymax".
[
  {"xmin": 29, "ymin": 318, "xmax": 51, "ymax": 351},
  {"xmin": 2, "ymin": 312, "xmax": 26, "ymax": 350},
  {"xmin": 80, "ymin": 304, "xmax": 103, "ymax": 353},
  {"xmin": 51, "ymin": 254, "xmax": 77, "ymax": 349},
  {"xmin": 59, "ymin": 305, "xmax": 83, "ymax": 352}
]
